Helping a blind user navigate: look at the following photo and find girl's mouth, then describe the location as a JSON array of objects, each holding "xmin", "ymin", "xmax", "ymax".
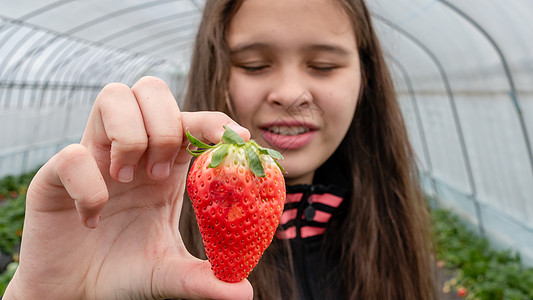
[
  {"xmin": 261, "ymin": 123, "xmax": 317, "ymax": 150},
  {"xmin": 265, "ymin": 126, "xmax": 310, "ymax": 136}
]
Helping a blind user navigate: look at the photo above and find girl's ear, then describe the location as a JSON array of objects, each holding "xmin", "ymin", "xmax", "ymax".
[{"xmin": 225, "ymin": 90, "xmax": 237, "ymax": 119}]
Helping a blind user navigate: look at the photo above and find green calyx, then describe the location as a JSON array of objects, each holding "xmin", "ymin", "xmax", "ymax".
[{"xmin": 186, "ymin": 125, "xmax": 285, "ymax": 177}]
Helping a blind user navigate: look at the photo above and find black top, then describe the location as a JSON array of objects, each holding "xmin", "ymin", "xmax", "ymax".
[
  {"xmin": 276, "ymin": 149, "xmax": 351, "ymax": 300},
  {"xmin": 277, "ymin": 183, "xmax": 348, "ymax": 300}
]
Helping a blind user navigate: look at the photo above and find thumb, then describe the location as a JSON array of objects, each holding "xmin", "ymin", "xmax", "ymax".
[{"xmin": 155, "ymin": 257, "xmax": 254, "ymax": 300}]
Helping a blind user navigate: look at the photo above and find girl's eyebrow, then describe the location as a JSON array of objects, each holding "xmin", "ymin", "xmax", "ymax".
[
  {"xmin": 229, "ymin": 42, "xmax": 353, "ymax": 56},
  {"xmin": 304, "ymin": 44, "xmax": 353, "ymax": 56},
  {"xmin": 229, "ymin": 42, "xmax": 271, "ymax": 55}
]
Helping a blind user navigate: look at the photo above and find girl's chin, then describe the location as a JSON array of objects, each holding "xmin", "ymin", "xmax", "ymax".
[{"xmin": 281, "ymin": 165, "xmax": 316, "ymax": 186}]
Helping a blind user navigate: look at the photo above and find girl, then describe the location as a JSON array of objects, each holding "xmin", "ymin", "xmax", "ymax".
[{"xmin": 4, "ymin": 0, "xmax": 436, "ymax": 299}]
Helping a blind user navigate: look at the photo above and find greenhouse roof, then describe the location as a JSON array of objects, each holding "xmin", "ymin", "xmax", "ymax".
[{"xmin": 1, "ymin": 0, "xmax": 531, "ymax": 95}]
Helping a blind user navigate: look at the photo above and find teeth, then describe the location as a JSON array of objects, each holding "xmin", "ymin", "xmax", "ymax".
[{"xmin": 267, "ymin": 126, "xmax": 309, "ymax": 136}]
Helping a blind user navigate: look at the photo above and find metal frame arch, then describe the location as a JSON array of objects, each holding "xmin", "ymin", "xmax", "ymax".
[
  {"xmin": 373, "ymin": 14, "xmax": 476, "ymax": 194},
  {"xmin": 71, "ymin": 47, "xmax": 125, "ymax": 87},
  {"xmin": 17, "ymin": 0, "xmax": 77, "ymax": 22},
  {"xmin": 43, "ymin": 41, "xmax": 92, "ymax": 86},
  {"xmin": 139, "ymin": 33, "xmax": 196, "ymax": 56},
  {"xmin": 118, "ymin": 58, "xmax": 168, "ymax": 86},
  {"xmin": 101, "ymin": 54, "xmax": 145, "ymax": 81},
  {"xmin": 29, "ymin": 39, "xmax": 83, "ymax": 107},
  {"xmin": 0, "ymin": 31, "xmax": 63, "ymax": 83},
  {"xmin": 63, "ymin": 0, "xmax": 183, "ymax": 36},
  {"xmin": 385, "ymin": 54, "xmax": 435, "ymax": 188},
  {"xmin": 0, "ymin": 17, "xmax": 12, "ymax": 32},
  {"xmin": 96, "ymin": 10, "xmax": 199, "ymax": 44},
  {"xmin": 67, "ymin": 47, "xmax": 117, "ymax": 87},
  {"xmin": 0, "ymin": 0, "xmax": 75, "ymax": 80},
  {"xmin": 103, "ymin": 53, "xmax": 146, "ymax": 83},
  {"xmin": 438, "ymin": 0, "xmax": 533, "ymax": 216},
  {"xmin": 15, "ymin": 36, "xmax": 73, "ymax": 87},
  {"xmin": 190, "ymin": 0, "xmax": 204, "ymax": 11},
  {"xmin": 0, "ymin": 22, "xmax": 27, "ymax": 78},
  {"xmin": 31, "ymin": 38, "xmax": 84, "ymax": 108},
  {"xmin": 2, "ymin": 0, "xmax": 182, "ymax": 84},
  {"xmin": 32, "ymin": 37, "xmax": 86, "ymax": 82},
  {"xmin": 57, "ymin": 47, "xmax": 102, "ymax": 84},
  {"xmin": 0, "ymin": 27, "xmax": 57, "ymax": 107},
  {"xmin": 386, "ymin": 54, "xmax": 443, "ymax": 209},
  {"xmin": 373, "ymin": 13, "xmax": 485, "ymax": 236},
  {"xmin": 113, "ymin": 55, "xmax": 160, "ymax": 84},
  {"xmin": 0, "ymin": 22, "xmax": 42, "ymax": 80},
  {"xmin": 119, "ymin": 23, "xmax": 197, "ymax": 51},
  {"xmin": 91, "ymin": 52, "xmax": 143, "ymax": 83}
]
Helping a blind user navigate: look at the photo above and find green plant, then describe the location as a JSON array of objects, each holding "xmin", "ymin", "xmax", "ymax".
[
  {"xmin": 432, "ymin": 208, "xmax": 533, "ymax": 299},
  {"xmin": 0, "ymin": 169, "xmax": 36, "ymax": 297},
  {"xmin": 0, "ymin": 262, "xmax": 18, "ymax": 295},
  {"xmin": 0, "ymin": 194, "xmax": 25, "ymax": 254},
  {"xmin": 0, "ymin": 171, "xmax": 34, "ymax": 200}
]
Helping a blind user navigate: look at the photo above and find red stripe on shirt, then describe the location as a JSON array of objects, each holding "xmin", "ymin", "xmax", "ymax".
[{"xmin": 310, "ymin": 193, "xmax": 343, "ymax": 207}]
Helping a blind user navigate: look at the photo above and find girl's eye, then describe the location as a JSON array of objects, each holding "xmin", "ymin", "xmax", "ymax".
[
  {"xmin": 240, "ymin": 64, "xmax": 269, "ymax": 73},
  {"xmin": 309, "ymin": 64, "xmax": 337, "ymax": 72}
]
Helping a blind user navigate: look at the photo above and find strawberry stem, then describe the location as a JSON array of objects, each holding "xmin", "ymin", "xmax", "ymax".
[
  {"xmin": 186, "ymin": 126, "xmax": 286, "ymax": 177},
  {"xmin": 186, "ymin": 131, "xmax": 217, "ymax": 157},
  {"xmin": 209, "ymin": 144, "xmax": 230, "ymax": 168},
  {"xmin": 244, "ymin": 144, "xmax": 264, "ymax": 177},
  {"xmin": 222, "ymin": 126, "xmax": 246, "ymax": 145}
]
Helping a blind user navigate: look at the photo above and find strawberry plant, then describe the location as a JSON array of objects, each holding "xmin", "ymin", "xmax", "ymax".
[
  {"xmin": 0, "ymin": 261, "xmax": 18, "ymax": 296},
  {"xmin": 0, "ymin": 171, "xmax": 34, "ymax": 201},
  {"xmin": 186, "ymin": 126, "xmax": 286, "ymax": 283},
  {"xmin": 0, "ymin": 169, "xmax": 37, "ymax": 297},
  {"xmin": 432, "ymin": 208, "xmax": 533, "ymax": 299},
  {"xmin": 0, "ymin": 194, "xmax": 25, "ymax": 255}
]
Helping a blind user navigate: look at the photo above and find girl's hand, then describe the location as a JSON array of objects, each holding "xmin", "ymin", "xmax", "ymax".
[{"xmin": 3, "ymin": 76, "xmax": 253, "ymax": 300}]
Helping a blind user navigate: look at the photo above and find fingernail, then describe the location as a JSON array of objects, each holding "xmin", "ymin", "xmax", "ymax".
[
  {"xmin": 118, "ymin": 166, "xmax": 135, "ymax": 183},
  {"xmin": 152, "ymin": 162, "xmax": 171, "ymax": 179},
  {"xmin": 86, "ymin": 215, "xmax": 100, "ymax": 228}
]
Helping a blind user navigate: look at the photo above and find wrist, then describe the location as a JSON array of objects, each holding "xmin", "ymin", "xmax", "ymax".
[
  {"xmin": 3, "ymin": 273, "xmax": 51, "ymax": 300},
  {"xmin": 3, "ymin": 278, "xmax": 24, "ymax": 300}
]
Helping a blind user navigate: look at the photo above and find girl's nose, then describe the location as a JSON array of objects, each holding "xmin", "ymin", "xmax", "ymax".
[{"xmin": 266, "ymin": 72, "xmax": 313, "ymax": 113}]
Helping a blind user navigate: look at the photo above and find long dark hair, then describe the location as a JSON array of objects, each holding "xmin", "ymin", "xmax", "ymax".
[{"xmin": 181, "ymin": 0, "xmax": 436, "ymax": 299}]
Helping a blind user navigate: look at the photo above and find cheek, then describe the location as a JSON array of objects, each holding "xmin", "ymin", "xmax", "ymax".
[
  {"xmin": 228, "ymin": 76, "xmax": 260, "ymax": 125},
  {"xmin": 326, "ymin": 86, "xmax": 359, "ymax": 124}
]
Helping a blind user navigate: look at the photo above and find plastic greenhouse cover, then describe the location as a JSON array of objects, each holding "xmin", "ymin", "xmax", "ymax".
[
  {"xmin": 0, "ymin": 0, "xmax": 202, "ymax": 69},
  {"xmin": 0, "ymin": 0, "xmax": 533, "ymax": 266}
]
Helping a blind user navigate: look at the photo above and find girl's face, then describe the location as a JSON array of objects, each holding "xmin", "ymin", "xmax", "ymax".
[{"xmin": 227, "ymin": 0, "xmax": 361, "ymax": 185}]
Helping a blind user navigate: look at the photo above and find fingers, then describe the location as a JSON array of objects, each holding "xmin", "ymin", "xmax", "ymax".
[
  {"xmin": 31, "ymin": 144, "xmax": 109, "ymax": 228},
  {"xmin": 81, "ymin": 76, "xmax": 251, "ymax": 182},
  {"xmin": 132, "ymin": 78, "xmax": 182, "ymax": 180},
  {"xmin": 157, "ymin": 258, "xmax": 253, "ymax": 300},
  {"xmin": 82, "ymin": 76, "xmax": 183, "ymax": 182},
  {"xmin": 82, "ymin": 82, "xmax": 148, "ymax": 182}
]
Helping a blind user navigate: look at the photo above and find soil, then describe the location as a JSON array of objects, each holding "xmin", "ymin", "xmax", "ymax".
[{"xmin": 435, "ymin": 261, "xmax": 463, "ymax": 300}]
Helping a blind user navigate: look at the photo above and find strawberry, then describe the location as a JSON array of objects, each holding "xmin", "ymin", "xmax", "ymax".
[
  {"xmin": 457, "ymin": 287, "xmax": 467, "ymax": 298},
  {"xmin": 186, "ymin": 126, "xmax": 286, "ymax": 283}
]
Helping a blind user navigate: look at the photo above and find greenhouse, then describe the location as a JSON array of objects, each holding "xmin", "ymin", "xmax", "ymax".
[{"xmin": 1, "ymin": 0, "xmax": 533, "ymax": 298}]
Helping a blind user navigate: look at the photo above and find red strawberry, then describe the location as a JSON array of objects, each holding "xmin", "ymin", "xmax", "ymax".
[
  {"xmin": 186, "ymin": 126, "xmax": 286, "ymax": 283},
  {"xmin": 457, "ymin": 287, "xmax": 467, "ymax": 298}
]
